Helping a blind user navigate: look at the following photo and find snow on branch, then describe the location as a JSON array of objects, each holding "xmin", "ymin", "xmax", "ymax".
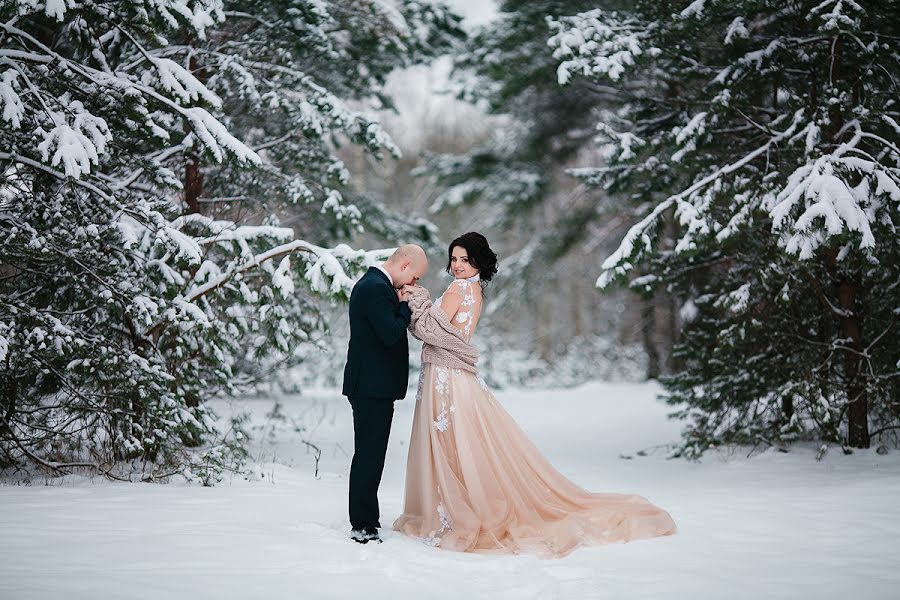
[
  {"xmin": 184, "ymin": 107, "xmax": 260, "ymax": 164},
  {"xmin": 810, "ymin": 0, "xmax": 865, "ymax": 33},
  {"xmin": 36, "ymin": 101, "xmax": 111, "ymax": 179},
  {"xmin": 597, "ymin": 110, "xmax": 806, "ymax": 288},
  {"xmin": 0, "ymin": 69, "xmax": 24, "ymax": 128},
  {"xmin": 144, "ymin": 239, "xmax": 380, "ymax": 339},
  {"xmin": 679, "ymin": 1, "xmax": 705, "ymax": 20},
  {"xmin": 1, "ymin": 21, "xmax": 260, "ymax": 169},
  {"xmin": 0, "ymin": 151, "xmax": 114, "ymax": 201},
  {"xmin": 548, "ymin": 9, "xmax": 660, "ymax": 85},
  {"xmin": 594, "ymin": 122, "xmax": 646, "ymax": 162},
  {"xmin": 11, "ymin": 0, "xmax": 75, "ymax": 21},
  {"xmin": 8, "ymin": 0, "xmax": 223, "ymax": 33},
  {"xmin": 149, "ymin": 56, "xmax": 223, "ymax": 108},
  {"xmin": 203, "ymin": 51, "xmax": 400, "ymax": 159},
  {"xmin": 0, "ymin": 320, "xmax": 9, "ymax": 363},
  {"xmin": 767, "ymin": 120, "xmax": 899, "ymax": 259}
]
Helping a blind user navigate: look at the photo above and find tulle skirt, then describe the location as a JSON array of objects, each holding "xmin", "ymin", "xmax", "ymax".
[{"xmin": 393, "ymin": 364, "xmax": 677, "ymax": 558}]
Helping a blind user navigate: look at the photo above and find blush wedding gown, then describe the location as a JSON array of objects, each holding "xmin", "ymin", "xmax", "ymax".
[{"xmin": 393, "ymin": 276, "xmax": 677, "ymax": 558}]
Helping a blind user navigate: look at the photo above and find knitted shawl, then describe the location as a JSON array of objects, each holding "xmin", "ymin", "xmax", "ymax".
[{"xmin": 406, "ymin": 285, "xmax": 479, "ymax": 373}]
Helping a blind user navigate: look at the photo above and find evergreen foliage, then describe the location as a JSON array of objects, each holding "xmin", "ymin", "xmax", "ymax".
[
  {"xmin": 418, "ymin": 1, "xmax": 628, "ymax": 320},
  {"xmin": 0, "ymin": 0, "xmax": 462, "ymax": 479},
  {"xmin": 549, "ymin": 0, "xmax": 900, "ymax": 456},
  {"xmin": 421, "ymin": 1, "xmax": 603, "ymax": 224}
]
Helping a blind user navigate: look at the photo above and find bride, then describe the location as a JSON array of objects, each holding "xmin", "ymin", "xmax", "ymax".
[{"xmin": 393, "ymin": 232, "xmax": 676, "ymax": 558}]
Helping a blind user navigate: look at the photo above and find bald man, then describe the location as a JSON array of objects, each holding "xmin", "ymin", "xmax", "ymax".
[{"xmin": 342, "ymin": 245, "xmax": 428, "ymax": 544}]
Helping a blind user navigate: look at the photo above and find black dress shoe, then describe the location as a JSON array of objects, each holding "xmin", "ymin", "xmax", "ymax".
[{"xmin": 350, "ymin": 527, "xmax": 382, "ymax": 544}]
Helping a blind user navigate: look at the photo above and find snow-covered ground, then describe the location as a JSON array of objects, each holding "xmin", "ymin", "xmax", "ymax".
[{"xmin": 2, "ymin": 381, "xmax": 898, "ymax": 599}]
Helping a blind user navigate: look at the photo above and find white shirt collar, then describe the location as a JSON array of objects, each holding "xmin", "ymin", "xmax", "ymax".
[
  {"xmin": 466, "ymin": 273, "xmax": 481, "ymax": 283},
  {"xmin": 375, "ymin": 264, "xmax": 393, "ymax": 286}
]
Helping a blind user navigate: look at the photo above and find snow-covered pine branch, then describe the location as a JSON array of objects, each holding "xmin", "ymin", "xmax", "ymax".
[
  {"xmin": 0, "ymin": 0, "xmax": 464, "ymax": 478},
  {"xmin": 548, "ymin": 9, "xmax": 660, "ymax": 85},
  {"xmin": 549, "ymin": 1, "xmax": 900, "ymax": 454},
  {"xmin": 596, "ymin": 109, "xmax": 806, "ymax": 288},
  {"xmin": 0, "ymin": 19, "xmax": 260, "ymax": 172}
]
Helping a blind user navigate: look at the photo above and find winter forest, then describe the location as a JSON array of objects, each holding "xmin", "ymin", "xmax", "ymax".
[{"xmin": 1, "ymin": 0, "xmax": 899, "ymax": 598}]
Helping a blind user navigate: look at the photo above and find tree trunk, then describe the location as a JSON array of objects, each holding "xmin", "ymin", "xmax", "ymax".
[
  {"xmin": 183, "ymin": 40, "xmax": 204, "ymax": 215},
  {"xmin": 823, "ymin": 248, "xmax": 868, "ymax": 447},
  {"xmin": 571, "ymin": 265, "xmax": 585, "ymax": 338},
  {"xmin": 641, "ymin": 298, "xmax": 660, "ymax": 380},
  {"xmin": 782, "ymin": 397, "xmax": 794, "ymax": 422},
  {"xmin": 537, "ymin": 289, "xmax": 554, "ymax": 362},
  {"xmin": 659, "ymin": 211, "xmax": 679, "ymax": 374},
  {"xmin": 821, "ymin": 35, "xmax": 869, "ymax": 447},
  {"xmin": 0, "ymin": 369, "xmax": 15, "ymax": 435},
  {"xmin": 184, "ymin": 152, "xmax": 204, "ymax": 214},
  {"xmin": 663, "ymin": 291, "xmax": 680, "ymax": 373},
  {"xmin": 837, "ymin": 276, "xmax": 869, "ymax": 448}
]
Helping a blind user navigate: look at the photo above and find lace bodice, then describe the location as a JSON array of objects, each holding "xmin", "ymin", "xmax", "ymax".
[{"xmin": 434, "ymin": 276, "xmax": 482, "ymax": 343}]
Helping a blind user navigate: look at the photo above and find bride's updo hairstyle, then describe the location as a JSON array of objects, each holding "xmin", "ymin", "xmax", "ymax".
[{"xmin": 446, "ymin": 232, "xmax": 498, "ymax": 289}]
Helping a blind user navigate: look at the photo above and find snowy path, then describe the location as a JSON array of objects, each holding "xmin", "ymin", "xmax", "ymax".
[{"xmin": 2, "ymin": 382, "xmax": 898, "ymax": 599}]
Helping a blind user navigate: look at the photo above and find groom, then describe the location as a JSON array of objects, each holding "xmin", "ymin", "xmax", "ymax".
[{"xmin": 342, "ymin": 244, "xmax": 428, "ymax": 544}]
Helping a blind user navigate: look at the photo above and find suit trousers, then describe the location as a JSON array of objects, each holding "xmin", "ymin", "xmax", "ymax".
[{"xmin": 348, "ymin": 397, "xmax": 395, "ymax": 530}]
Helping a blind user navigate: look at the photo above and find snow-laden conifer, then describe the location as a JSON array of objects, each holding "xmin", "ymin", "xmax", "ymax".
[
  {"xmin": 0, "ymin": 0, "xmax": 463, "ymax": 479},
  {"xmin": 549, "ymin": 0, "xmax": 900, "ymax": 455}
]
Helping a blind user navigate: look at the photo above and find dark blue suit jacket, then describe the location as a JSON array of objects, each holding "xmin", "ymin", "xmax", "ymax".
[{"xmin": 342, "ymin": 267, "xmax": 412, "ymax": 400}]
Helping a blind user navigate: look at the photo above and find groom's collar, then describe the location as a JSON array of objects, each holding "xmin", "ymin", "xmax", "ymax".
[{"xmin": 374, "ymin": 264, "xmax": 393, "ymax": 287}]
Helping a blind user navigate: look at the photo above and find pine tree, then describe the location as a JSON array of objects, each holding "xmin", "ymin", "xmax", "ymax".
[
  {"xmin": 185, "ymin": 1, "xmax": 463, "ymax": 232},
  {"xmin": 549, "ymin": 0, "xmax": 900, "ymax": 455},
  {"xmin": 425, "ymin": 1, "xmax": 612, "ymax": 214},
  {"xmin": 0, "ymin": 0, "xmax": 462, "ymax": 479},
  {"xmin": 148, "ymin": 0, "xmax": 463, "ymax": 390},
  {"xmin": 412, "ymin": 2, "xmax": 657, "ymax": 368}
]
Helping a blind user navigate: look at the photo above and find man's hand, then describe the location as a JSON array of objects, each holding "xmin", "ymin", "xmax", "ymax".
[{"xmin": 397, "ymin": 284, "xmax": 417, "ymax": 302}]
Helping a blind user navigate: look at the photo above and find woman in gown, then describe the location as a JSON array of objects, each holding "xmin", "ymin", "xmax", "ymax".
[{"xmin": 393, "ymin": 232, "xmax": 677, "ymax": 558}]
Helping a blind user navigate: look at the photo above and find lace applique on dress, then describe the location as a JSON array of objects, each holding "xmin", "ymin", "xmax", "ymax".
[
  {"xmin": 424, "ymin": 502, "xmax": 453, "ymax": 547},
  {"xmin": 431, "ymin": 280, "xmax": 481, "ymax": 434},
  {"xmin": 434, "ymin": 367, "xmax": 449, "ymax": 396},
  {"xmin": 434, "ymin": 402, "xmax": 457, "ymax": 433},
  {"xmin": 455, "ymin": 280, "xmax": 476, "ymax": 304},
  {"xmin": 448, "ymin": 280, "xmax": 478, "ymax": 339},
  {"xmin": 433, "ymin": 367, "xmax": 456, "ymax": 432},
  {"xmin": 437, "ymin": 278, "xmax": 481, "ymax": 342},
  {"xmin": 438, "ymin": 502, "xmax": 453, "ymax": 530},
  {"xmin": 434, "ymin": 405, "xmax": 450, "ymax": 432}
]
